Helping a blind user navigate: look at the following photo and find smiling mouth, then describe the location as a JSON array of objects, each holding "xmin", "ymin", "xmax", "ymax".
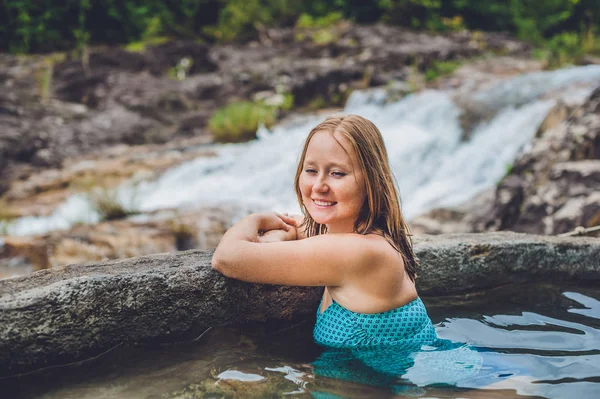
[{"xmin": 313, "ymin": 199, "xmax": 337, "ymax": 207}]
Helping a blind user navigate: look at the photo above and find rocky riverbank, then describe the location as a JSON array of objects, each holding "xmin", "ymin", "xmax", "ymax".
[{"xmin": 1, "ymin": 23, "xmax": 541, "ymax": 277}]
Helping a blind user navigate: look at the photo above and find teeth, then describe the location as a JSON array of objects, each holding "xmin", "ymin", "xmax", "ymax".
[{"xmin": 314, "ymin": 200, "xmax": 335, "ymax": 206}]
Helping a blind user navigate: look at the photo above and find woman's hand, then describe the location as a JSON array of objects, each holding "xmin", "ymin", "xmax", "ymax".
[
  {"xmin": 256, "ymin": 212, "xmax": 297, "ymax": 234},
  {"xmin": 256, "ymin": 212, "xmax": 297, "ymax": 243},
  {"xmin": 212, "ymin": 211, "xmax": 299, "ymax": 273},
  {"xmin": 258, "ymin": 227, "xmax": 297, "ymax": 243}
]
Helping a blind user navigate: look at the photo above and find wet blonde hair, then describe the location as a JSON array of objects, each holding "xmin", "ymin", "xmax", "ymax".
[{"xmin": 294, "ymin": 114, "xmax": 418, "ymax": 281}]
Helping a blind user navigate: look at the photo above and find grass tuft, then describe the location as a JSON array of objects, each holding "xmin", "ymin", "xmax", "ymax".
[
  {"xmin": 124, "ymin": 36, "xmax": 170, "ymax": 53},
  {"xmin": 424, "ymin": 60, "xmax": 461, "ymax": 82},
  {"xmin": 208, "ymin": 101, "xmax": 277, "ymax": 143},
  {"xmin": 86, "ymin": 188, "xmax": 139, "ymax": 222}
]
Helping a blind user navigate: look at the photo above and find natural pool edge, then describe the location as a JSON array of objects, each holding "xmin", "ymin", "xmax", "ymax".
[{"xmin": 0, "ymin": 232, "xmax": 598, "ymax": 377}]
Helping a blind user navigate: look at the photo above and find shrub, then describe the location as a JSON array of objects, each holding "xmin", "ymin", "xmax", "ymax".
[
  {"xmin": 424, "ymin": 60, "xmax": 461, "ymax": 82},
  {"xmin": 295, "ymin": 12, "xmax": 343, "ymax": 29},
  {"xmin": 86, "ymin": 187, "xmax": 139, "ymax": 222},
  {"xmin": 306, "ymin": 95, "xmax": 327, "ymax": 110},
  {"xmin": 546, "ymin": 32, "xmax": 584, "ymax": 68},
  {"xmin": 294, "ymin": 11, "xmax": 345, "ymax": 46},
  {"xmin": 36, "ymin": 61, "xmax": 53, "ymax": 102},
  {"xmin": 208, "ymin": 101, "xmax": 277, "ymax": 142},
  {"xmin": 124, "ymin": 36, "xmax": 169, "ymax": 52},
  {"xmin": 280, "ymin": 92, "xmax": 295, "ymax": 111}
]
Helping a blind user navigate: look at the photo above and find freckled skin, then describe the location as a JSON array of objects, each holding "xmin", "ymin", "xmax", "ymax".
[{"xmin": 299, "ymin": 131, "xmax": 367, "ymax": 234}]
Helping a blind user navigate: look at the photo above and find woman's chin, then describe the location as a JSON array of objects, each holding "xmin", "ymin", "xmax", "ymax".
[{"xmin": 307, "ymin": 210, "xmax": 334, "ymax": 225}]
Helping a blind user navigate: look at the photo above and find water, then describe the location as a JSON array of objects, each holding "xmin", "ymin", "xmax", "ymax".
[
  {"xmin": 7, "ymin": 65, "xmax": 600, "ymax": 236},
  {"xmin": 4, "ymin": 283, "xmax": 599, "ymax": 398}
]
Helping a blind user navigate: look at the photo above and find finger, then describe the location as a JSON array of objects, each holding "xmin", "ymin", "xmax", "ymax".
[{"xmin": 277, "ymin": 213, "xmax": 297, "ymax": 225}]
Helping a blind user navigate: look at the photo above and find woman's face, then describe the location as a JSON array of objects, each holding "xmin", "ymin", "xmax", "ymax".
[{"xmin": 299, "ymin": 130, "xmax": 367, "ymax": 234}]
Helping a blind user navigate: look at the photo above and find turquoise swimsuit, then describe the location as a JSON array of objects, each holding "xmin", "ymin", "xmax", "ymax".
[
  {"xmin": 314, "ymin": 296, "xmax": 437, "ymax": 349},
  {"xmin": 311, "ymin": 295, "xmax": 504, "ymax": 392}
]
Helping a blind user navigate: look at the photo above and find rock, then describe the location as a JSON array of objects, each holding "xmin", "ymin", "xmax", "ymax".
[
  {"xmin": 582, "ymin": 192, "xmax": 600, "ymax": 228},
  {"xmin": 2, "ymin": 141, "xmax": 216, "ymax": 218},
  {"xmin": 452, "ymin": 86, "xmax": 600, "ymax": 235},
  {"xmin": 146, "ymin": 40, "xmax": 218, "ymax": 76},
  {"xmin": 551, "ymin": 197, "xmax": 588, "ymax": 233},
  {"xmin": 0, "ymin": 236, "xmax": 49, "ymax": 271},
  {"xmin": 535, "ymin": 101, "xmax": 570, "ymax": 138},
  {"xmin": 0, "ymin": 206, "xmax": 238, "ymax": 276},
  {"xmin": 409, "ymin": 208, "xmax": 470, "ymax": 234},
  {"xmin": 0, "ymin": 232, "xmax": 598, "ymax": 376},
  {"xmin": 0, "ymin": 249, "xmax": 321, "ymax": 376},
  {"xmin": 578, "ymin": 55, "xmax": 600, "ymax": 65}
]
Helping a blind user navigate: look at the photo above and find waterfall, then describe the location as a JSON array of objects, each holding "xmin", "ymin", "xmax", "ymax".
[{"xmin": 7, "ymin": 65, "xmax": 600, "ymax": 236}]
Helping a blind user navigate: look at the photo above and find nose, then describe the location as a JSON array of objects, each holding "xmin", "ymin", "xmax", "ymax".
[{"xmin": 314, "ymin": 175, "xmax": 329, "ymax": 193}]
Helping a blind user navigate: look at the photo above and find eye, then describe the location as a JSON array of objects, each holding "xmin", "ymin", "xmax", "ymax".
[
  {"xmin": 304, "ymin": 169, "xmax": 317, "ymax": 174},
  {"xmin": 331, "ymin": 171, "xmax": 346, "ymax": 177}
]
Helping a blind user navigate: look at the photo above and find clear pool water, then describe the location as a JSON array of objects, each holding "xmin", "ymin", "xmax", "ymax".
[{"xmin": 3, "ymin": 283, "xmax": 599, "ymax": 398}]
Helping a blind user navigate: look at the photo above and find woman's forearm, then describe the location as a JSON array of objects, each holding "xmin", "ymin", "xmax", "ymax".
[
  {"xmin": 212, "ymin": 213, "xmax": 294, "ymax": 271},
  {"xmin": 221, "ymin": 214, "xmax": 262, "ymax": 243},
  {"xmin": 212, "ymin": 215, "xmax": 258, "ymax": 271}
]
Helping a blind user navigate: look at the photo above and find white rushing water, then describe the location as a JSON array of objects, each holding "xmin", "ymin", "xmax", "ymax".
[{"xmin": 7, "ymin": 65, "xmax": 600, "ymax": 236}]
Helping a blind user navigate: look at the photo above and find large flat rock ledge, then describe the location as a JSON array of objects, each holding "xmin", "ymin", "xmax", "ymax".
[{"xmin": 1, "ymin": 232, "xmax": 598, "ymax": 376}]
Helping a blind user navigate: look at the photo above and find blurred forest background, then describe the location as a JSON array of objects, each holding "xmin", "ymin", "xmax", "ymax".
[{"xmin": 2, "ymin": 0, "xmax": 599, "ymax": 63}]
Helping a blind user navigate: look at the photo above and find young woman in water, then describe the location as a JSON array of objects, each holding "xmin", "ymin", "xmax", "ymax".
[
  {"xmin": 212, "ymin": 114, "xmax": 438, "ymax": 349},
  {"xmin": 212, "ymin": 115, "xmax": 531, "ymax": 393}
]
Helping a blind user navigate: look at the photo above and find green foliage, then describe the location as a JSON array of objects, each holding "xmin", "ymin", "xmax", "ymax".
[
  {"xmin": 206, "ymin": 0, "xmax": 304, "ymax": 41},
  {"xmin": 86, "ymin": 187, "xmax": 139, "ymax": 221},
  {"xmin": 167, "ymin": 57, "xmax": 194, "ymax": 80},
  {"xmin": 424, "ymin": 60, "xmax": 461, "ymax": 81},
  {"xmin": 1, "ymin": 0, "xmax": 599, "ymax": 55},
  {"xmin": 546, "ymin": 32, "xmax": 584, "ymax": 67},
  {"xmin": 280, "ymin": 92, "xmax": 295, "ymax": 110},
  {"xmin": 124, "ymin": 36, "xmax": 169, "ymax": 52},
  {"xmin": 306, "ymin": 95, "xmax": 328, "ymax": 110},
  {"xmin": 505, "ymin": 163, "xmax": 514, "ymax": 176},
  {"xmin": 36, "ymin": 61, "xmax": 53, "ymax": 102},
  {"xmin": 208, "ymin": 101, "xmax": 277, "ymax": 143},
  {"xmin": 294, "ymin": 11, "xmax": 345, "ymax": 46},
  {"xmin": 296, "ymin": 12, "xmax": 344, "ymax": 29}
]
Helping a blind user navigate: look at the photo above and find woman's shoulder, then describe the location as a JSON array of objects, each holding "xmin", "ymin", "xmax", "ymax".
[{"xmin": 309, "ymin": 232, "xmax": 398, "ymax": 268}]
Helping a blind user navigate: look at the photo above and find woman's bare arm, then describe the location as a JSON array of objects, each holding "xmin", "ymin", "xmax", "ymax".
[{"xmin": 211, "ymin": 213, "xmax": 383, "ymax": 286}]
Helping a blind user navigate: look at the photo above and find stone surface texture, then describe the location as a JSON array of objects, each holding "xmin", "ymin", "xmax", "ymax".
[{"xmin": 1, "ymin": 232, "xmax": 598, "ymax": 376}]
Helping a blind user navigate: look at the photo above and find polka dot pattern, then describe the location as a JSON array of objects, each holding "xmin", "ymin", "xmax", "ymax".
[{"xmin": 313, "ymin": 297, "xmax": 437, "ymax": 349}]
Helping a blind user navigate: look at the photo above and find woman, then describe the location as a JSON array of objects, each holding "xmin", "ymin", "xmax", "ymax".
[
  {"xmin": 212, "ymin": 114, "xmax": 437, "ymax": 350},
  {"xmin": 212, "ymin": 115, "xmax": 525, "ymax": 392}
]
